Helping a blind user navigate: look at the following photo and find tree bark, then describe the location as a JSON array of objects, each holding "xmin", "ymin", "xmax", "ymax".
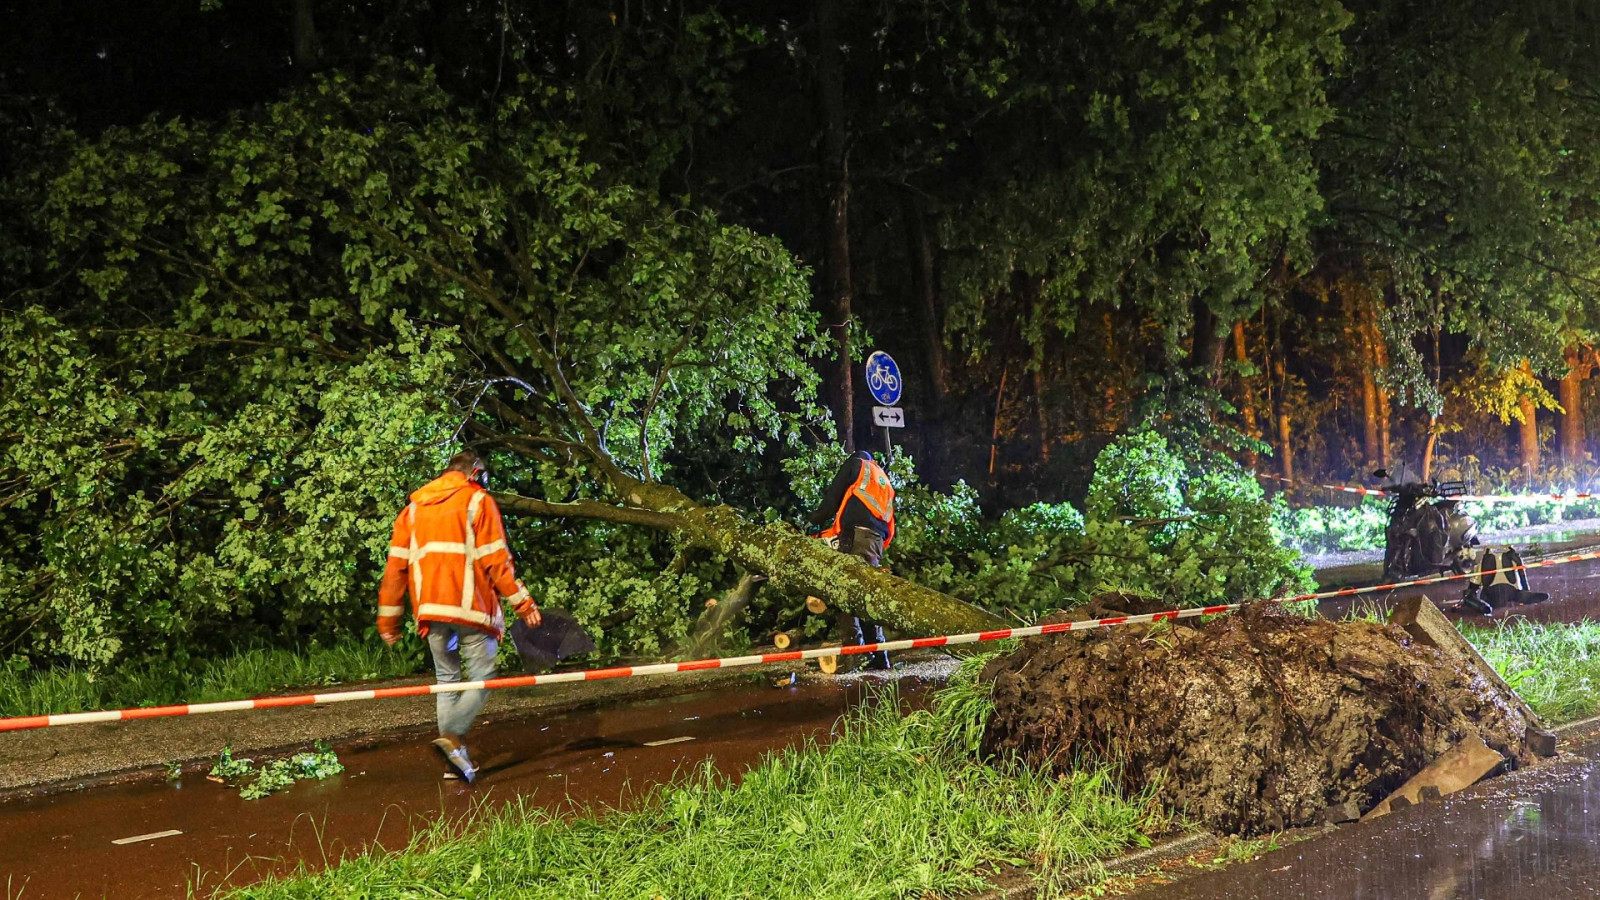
[
  {"xmin": 902, "ymin": 193, "xmax": 949, "ymax": 481},
  {"xmin": 1350, "ymin": 290, "xmax": 1390, "ymax": 469},
  {"xmin": 902, "ymin": 195, "xmax": 948, "ymax": 406},
  {"xmin": 1189, "ymin": 299, "xmax": 1227, "ymax": 385},
  {"xmin": 495, "ymin": 487, "xmax": 1006, "ymax": 638},
  {"xmin": 1233, "ymin": 322, "xmax": 1260, "ymax": 468},
  {"xmin": 1361, "ymin": 364, "xmax": 1380, "ymax": 470},
  {"xmin": 816, "ymin": 0, "xmax": 854, "ymax": 452},
  {"xmin": 989, "ymin": 366, "xmax": 1009, "ymax": 478},
  {"xmin": 1272, "ymin": 354, "xmax": 1294, "ymax": 483},
  {"xmin": 290, "ymin": 0, "xmax": 321, "ymax": 70},
  {"xmin": 1519, "ymin": 360, "xmax": 1541, "ymax": 474},
  {"xmin": 1034, "ymin": 364, "xmax": 1051, "ymax": 463},
  {"xmin": 1422, "ymin": 416, "xmax": 1438, "ymax": 482},
  {"xmin": 683, "ymin": 572, "xmax": 765, "ymax": 658},
  {"xmin": 1371, "ymin": 319, "xmax": 1392, "ymax": 468},
  {"xmin": 1560, "ymin": 345, "xmax": 1592, "ymax": 466}
]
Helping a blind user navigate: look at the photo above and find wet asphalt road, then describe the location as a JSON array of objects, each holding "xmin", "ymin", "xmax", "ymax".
[
  {"xmin": 0, "ymin": 674, "xmax": 926, "ymax": 899},
  {"xmin": 1315, "ymin": 547, "xmax": 1600, "ymax": 626},
  {"xmin": 1125, "ymin": 735, "xmax": 1600, "ymax": 900}
]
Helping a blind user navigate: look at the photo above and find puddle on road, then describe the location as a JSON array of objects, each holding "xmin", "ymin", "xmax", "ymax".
[
  {"xmin": 1132, "ymin": 759, "xmax": 1600, "ymax": 900},
  {"xmin": 0, "ymin": 675, "xmax": 929, "ymax": 900}
]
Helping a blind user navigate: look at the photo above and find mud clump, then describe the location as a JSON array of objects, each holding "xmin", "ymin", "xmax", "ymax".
[{"xmin": 982, "ymin": 597, "xmax": 1537, "ymax": 834}]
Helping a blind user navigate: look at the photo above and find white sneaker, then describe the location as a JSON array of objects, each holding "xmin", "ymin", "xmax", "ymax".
[{"xmin": 431, "ymin": 737, "xmax": 477, "ymax": 783}]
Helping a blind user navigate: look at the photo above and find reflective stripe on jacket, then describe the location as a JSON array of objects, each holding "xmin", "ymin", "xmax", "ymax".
[
  {"xmin": 377, "ymin": 471, "xmax": 533, "ymax": 639},
  {"xmin": 819, "ymin": 459, "xmax": 897, "ymax": 547}
]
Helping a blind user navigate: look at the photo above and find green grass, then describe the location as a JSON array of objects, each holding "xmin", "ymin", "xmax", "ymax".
[
  {"xmin": 223, "ymin": 658, "xmax": 1169, "ymax": 900},
  {"xmin": 0, "ymin": 638, "xmax": 426, "ymax": 717},
  {"xmin": 1463, "ymin": 619, "xmax": 1600, "ymax": 724},
  {"xmin": 1343, "ymin": 605, "xmax": 1600, "ymax": 726}
]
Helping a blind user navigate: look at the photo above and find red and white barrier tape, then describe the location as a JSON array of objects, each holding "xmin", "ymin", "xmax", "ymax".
[
  {"xmin": 6, "ymin": 548, "xmax": 1600, "ymax": 733},
  {"xmin": 1259, "ymin": 473, "xmax": 1597, "ymax": 503},
  {"xmin": 1453, "ymin": 492, "xmax": 1596, "ymax": 503}
]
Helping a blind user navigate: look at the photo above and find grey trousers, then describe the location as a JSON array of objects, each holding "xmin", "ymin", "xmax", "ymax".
[
  {"xmin": 426, "ymin": 623, "xmax": 498, "ymax": 738},
  {"xmin": 838, "ymin": 526, "xmax": 890, "ymax": 667}
]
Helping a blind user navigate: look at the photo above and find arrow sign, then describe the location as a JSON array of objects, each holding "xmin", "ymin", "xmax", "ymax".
[{"xmin": 872, "ymin": 405, "xmax": 905, "ymax": 428}]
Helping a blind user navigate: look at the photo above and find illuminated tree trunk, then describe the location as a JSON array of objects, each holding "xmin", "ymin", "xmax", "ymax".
[
  {"xmin": 1560, "ymin": 345, "xmax": 1593, "ymax": 466},
  {"xmin": 1422, "ymin": 416, "xmax": 1439, "ymax": 482},
  {"xmin": 1356, "ymin": 300, "xmax": 1391, "ymax": 469},
  {"xmin": 816, "ymin": 0, "xmax": 855, "ymax": 452},
  {"xmin": 989, "ymin": 366, "xmax": 1009, "ymax": 478},
  {"xmin": 1233, "ymin": 322, "xmax": 1260, "ymax": 468},
  {"xmin": 1373, "ymin": 328, "xmax": 1392, "ymax": 468},
  {"xmin": 1273, "ymin": 355, "xmax": 1294, "ymax": 483},
  {"xmin": 497, "ymin": 486, "xmax": 1006, "ymax": 637},
  {"xmin": 1519, "ymin": 360, "xmax": 1541, "ymax": 474},
  {"xmin": 1361, "ymin": 367, "xmax": 1380, "ymax": 469}
]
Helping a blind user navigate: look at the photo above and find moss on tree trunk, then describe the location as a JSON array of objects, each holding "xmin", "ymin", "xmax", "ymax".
[{"xmin": 497, "ymin": 487, "xmax": 1006, "ymax": 639}]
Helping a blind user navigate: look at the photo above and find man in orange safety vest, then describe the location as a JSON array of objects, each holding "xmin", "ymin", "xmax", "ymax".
[
  {"xmin": 808, "ymin": 450, "xmax": 897, "ymax": 670},
  {"xmin": 378, "ymin": 451, "xmax": 541, "ymax": 782}
]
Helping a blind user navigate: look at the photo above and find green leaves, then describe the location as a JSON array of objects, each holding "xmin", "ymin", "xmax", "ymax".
[
  {"xmin": 934, "ymin": 0, "xmax": 1349, "ymax": 361},
  {"xmin": 4, "ymin": 62, "xmax": 830, "ymax": 669},
  {"xmin": 209, "ymin": 742, "xmax": 346, "ymax": 801},
  {"xmin": 1316, "ymin": 2, "xmax": 1600, "ymax": 379},
  {"xmin": 890, "ymin": 433, "xmax": 1310, "ymax": 620}
]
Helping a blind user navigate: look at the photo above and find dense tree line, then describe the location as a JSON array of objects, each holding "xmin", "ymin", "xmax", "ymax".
[{"xmin": 2, "ymin": 0, "xmax": 1597, "ymax": 668}]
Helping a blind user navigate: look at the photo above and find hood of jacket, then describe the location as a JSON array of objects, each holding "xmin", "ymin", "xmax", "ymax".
[{"xmin": 410, "ymin": 470, "xmax": 479, "ymax": 506}]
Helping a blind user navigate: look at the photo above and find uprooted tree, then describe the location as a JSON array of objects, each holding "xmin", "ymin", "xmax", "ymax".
[{"xmin": 0, "ymin": 64, "xmax": 1001, "ymax": 668}]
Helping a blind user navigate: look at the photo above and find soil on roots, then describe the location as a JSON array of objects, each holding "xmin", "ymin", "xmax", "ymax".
[{"xmin": 981, "ymin": 596, "xmax": 1537, "ymax": 835}]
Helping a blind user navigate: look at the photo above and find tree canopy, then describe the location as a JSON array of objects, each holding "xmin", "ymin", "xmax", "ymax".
[{"xmin": 6, "ymin": 0, "xmax": 1600, "ymax": 669}]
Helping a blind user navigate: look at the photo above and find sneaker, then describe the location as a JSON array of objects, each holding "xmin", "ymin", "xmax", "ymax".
[{"xmin": 432, "ymin": 737, "xmax": 477, "ymax": 783}]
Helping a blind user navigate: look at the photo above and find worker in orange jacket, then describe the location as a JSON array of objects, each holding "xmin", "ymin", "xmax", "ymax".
[
  {"xmin": 378, "ymin": 451, "xmax": 540, "ymax": 782},
  {"xmin": 808, "ymin": 450, "xmax": 897, "ymax": 670}
]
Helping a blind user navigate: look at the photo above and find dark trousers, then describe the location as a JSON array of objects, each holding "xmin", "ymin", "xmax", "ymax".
[{"xmin": 838, "ymin": 525, "xmax": 890, "ymax": 669}]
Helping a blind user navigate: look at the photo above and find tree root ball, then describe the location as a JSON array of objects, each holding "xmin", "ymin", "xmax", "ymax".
[{"xmin": 981, "ymin": 596, "xmax": 1537, "ymax": 834}]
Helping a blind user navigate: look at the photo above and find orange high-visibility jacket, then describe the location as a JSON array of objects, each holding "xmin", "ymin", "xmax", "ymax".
[
  {"xmin": 819, "ymin": 458, "xmax": 897, "ymax": 547},
  {"xmin": 377, "ymin": 471, "xmax": 534, "ymax": 639}
]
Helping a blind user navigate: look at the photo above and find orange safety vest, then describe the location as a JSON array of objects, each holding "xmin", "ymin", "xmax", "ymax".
[
  {"xmin": 819, "ymin": 459, "xmax": 897, "ymax": 547},
  {"xmin": 377, "ymin": 471, "xmax": 534, "ymax": 639}
]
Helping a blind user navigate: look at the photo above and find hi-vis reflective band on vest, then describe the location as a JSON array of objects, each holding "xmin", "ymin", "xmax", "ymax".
[
  {"xmin": 404, "ymin": 492, "xmax": 493, "ymax": 630},
  {"xmin": 378, "ymin": 478, "xmax": 531, "ymax": 638},
  {"xmin": 820, "ymin": 459, "xmax": 897, "ymax": 546}
]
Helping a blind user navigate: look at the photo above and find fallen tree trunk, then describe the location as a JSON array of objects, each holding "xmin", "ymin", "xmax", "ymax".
[{"xmin": 496, "ymin": 486, "xmax": 1006, "ymax": 639}]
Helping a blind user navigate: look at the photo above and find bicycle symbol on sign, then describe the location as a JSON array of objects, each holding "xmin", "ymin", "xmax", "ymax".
[
  {"xmin": 867, "ymin": 363, "xmax": 899, "ymax": 394},
  {"xmin": 864, "ymin": 350, "xmax": 903, "ymax": 405}
]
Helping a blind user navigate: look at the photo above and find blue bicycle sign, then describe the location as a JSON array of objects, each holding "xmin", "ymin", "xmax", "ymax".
[{"xmin": 864, "ymin": 351, "xmax": 903, "ymax": 405}]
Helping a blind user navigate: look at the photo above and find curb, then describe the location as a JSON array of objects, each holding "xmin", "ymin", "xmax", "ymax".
[{"xmin": 969, "ymin": 831, "xmax": 1221, "ymax": 899}]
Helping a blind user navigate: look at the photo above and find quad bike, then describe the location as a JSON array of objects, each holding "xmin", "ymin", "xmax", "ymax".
[{"xmin": 1375, "ymin": 468, "xmax": 1479, "ymax": 580}]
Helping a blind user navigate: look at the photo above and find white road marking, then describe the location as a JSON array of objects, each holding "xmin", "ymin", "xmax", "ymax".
[
  {"xmin": 112, "ymin": 830, "xmax": 182, "ymax": 845},
  {"xmin": 642, "ymin": 736, "xmax": 696, "ymax": 747}
]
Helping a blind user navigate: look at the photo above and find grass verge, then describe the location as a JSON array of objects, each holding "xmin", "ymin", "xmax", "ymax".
[
  {"xmin": 0, "ymin": 637, "xmax": 425, "ymax": 717},
  {"xmin": 224, "ymin": 656, "xmax": 1170, "ymax": 900},
  {"xmin": 1463, "ymin": 619, "xmax": 1600, "ymax": 724}
]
